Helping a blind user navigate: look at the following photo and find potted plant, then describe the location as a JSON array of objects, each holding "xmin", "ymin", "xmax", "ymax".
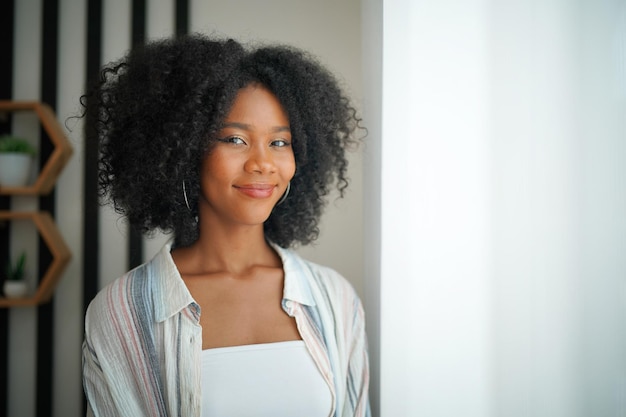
[
  {"xmin": 3, "ymin": 252, "xmax": 29, "ymax": 298},
  {"xmin": 0, "ymin": 134, "xmax": 36, "ymax": 187}
]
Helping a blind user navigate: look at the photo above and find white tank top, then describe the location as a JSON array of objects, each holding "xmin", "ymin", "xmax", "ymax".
[{"xmin": 200, "ymin": 340, "xmax": 332, "ymax": 417}]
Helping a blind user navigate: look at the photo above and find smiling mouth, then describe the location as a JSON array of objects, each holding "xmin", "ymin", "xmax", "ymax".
[{"xmin": 234, "ymin": 184, "xmax": 277, "ymax": 199}]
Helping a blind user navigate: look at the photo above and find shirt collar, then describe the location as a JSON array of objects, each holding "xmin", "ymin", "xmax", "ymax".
[
  {"xmin": 150, "ymin": 240, "xmax": 196, "ymax": 322},
  {"xmin": 150, "ymin": 240, "xmax": 317, "ymax": 322},
  {"xmin": 269, "ymin": 242, "xmax": 316, "ymax": 307}
]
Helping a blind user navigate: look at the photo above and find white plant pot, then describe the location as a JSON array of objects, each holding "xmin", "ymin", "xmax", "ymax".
[
  {"xmin": 3, "ymin": 280, "xmax": 28, "ymax": 298},
  {"xmin": 0, "ymin": 153, "xmax": 32, "ymax": 187}
]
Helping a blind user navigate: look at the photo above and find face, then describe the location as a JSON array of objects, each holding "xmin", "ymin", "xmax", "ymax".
[{"xmin": 198, "ymin": 83, "xmax": 296, "ymax": 227}]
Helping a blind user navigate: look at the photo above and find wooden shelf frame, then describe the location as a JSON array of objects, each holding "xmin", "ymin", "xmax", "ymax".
[
  {"xmin": 0, "ymin": 100, "xmax": 74, "ymax": 195},
  {"xmin": 0, "ymin": 211, "xmax": 71, "ymax": 307}
]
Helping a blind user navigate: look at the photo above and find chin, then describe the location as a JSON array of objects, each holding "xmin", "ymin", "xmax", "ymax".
[{"xmin": 236, "ymin": 208, "xmax": 275, "ymax": 226}]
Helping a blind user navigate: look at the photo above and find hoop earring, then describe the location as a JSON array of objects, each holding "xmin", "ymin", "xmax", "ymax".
[
  {"xmin": 182, "ymin": 180, "xmax": 191, "ymax": 211},
  {"xmin": 277, "ymin": 182, "xmax": 290, "ymax": 205},
  {"xmin": 183, "ymin": 181, "xmax": 199, "ymax": 224}
]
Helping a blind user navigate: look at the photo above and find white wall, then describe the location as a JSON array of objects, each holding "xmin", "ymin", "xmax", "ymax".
[
  {"xmin": 380, "ymin": 0, "xmax": 493, "ymax": 414},
  {"xmin": 8, "ymin": 1, "xmax": 363, "ymax": 416},
  {"xmin": 363, "ymin": 0, "xmax": 625, "ymax": 416}
]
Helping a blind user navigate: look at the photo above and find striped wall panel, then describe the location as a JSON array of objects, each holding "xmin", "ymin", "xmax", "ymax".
[
  {"xmin": 4, "ymin": 2, "xmax": 184, "ymax": 415},
  {"xmin": 3, "ymin": 1, "xmax": 363, "ymax": 416}
]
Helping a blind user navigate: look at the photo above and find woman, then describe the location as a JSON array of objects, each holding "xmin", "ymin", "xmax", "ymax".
[{"xmin": 82, "ymin": 34, "xmax": 370, "ymax": 417}]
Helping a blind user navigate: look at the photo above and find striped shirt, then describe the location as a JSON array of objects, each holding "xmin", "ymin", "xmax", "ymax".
[{"xmin": 82, "ymin": 242, "xmax": 370, "ymax": 417}]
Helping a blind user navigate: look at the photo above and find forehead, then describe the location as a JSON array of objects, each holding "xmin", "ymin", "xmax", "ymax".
[{"xmin": 223, "ymin": 84, "xmax": 290, "ymax": 127}]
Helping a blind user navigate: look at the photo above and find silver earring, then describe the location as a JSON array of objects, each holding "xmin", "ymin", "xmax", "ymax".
[
  {"xmin": 182, "ymin": 180, "xmax": 191, "ymax": 211},
  {"xmin": 183, "ymin": 181, "xmax": 199, "ymax": 223},
  {"xmin": 277, "ymin": 182, "xmax": 291, "ymax": 205}
]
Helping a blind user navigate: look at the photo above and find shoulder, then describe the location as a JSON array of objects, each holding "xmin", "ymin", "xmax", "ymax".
[
  {"xmin": 279, "ymin": 246, "xmax": 363, "ymax": 312},
  {"xmin": 84, "ymin": 243, "xmax": 178, "ymax": 341},
  {"xmin": 302, "ymin": 256, "xmax": 357, "ymax": 298},
  {"xmin": 84, "ymin": 261, "xmax": 153, "ymax": 337},
  {"xmin": 85, "ymin": 243, "xmax": 193, "ymax": 339}
]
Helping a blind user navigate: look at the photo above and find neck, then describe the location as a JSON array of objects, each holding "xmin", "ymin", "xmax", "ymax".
[{"xmin": 173, "ymin": 217, "xmax": 280, "ymax": 276}]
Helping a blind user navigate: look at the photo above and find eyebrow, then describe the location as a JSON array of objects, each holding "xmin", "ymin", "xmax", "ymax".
[{"xmin": 221, "ymin": 122, "xmax": 291, "ymax": 133}]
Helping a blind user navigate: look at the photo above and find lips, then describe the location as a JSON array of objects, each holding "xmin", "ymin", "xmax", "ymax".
[{"xmin": 234, "ymin": 183, "xmax": 277, "ymax": 199}]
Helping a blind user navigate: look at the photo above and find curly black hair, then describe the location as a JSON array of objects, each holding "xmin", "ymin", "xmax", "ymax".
[{"xmin": 83, "ymin": 33, "xmax": 361, "ymax": 248}]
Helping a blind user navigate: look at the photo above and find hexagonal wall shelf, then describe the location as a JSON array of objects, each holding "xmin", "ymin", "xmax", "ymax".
[
  {"xmin": 0, "ymin": 211, "xmax": 71, "ymax": 307},
  {"xmin": 0, "ymin": 101, "xmax": 73, "ymax": 195}
]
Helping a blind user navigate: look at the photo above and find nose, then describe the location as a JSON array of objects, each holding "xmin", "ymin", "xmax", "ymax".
[{"xmin": 244, "ymin": 144, "xmax": 275, "ymax": 174}]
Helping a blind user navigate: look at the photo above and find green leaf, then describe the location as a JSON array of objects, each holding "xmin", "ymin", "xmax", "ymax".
[{"xmin": 0, "ymin": 135, "xmax": 37, "ymax": 155}]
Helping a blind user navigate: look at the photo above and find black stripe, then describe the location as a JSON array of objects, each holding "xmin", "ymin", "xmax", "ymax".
[
  {"xmin": 83, "ymin": 0, "xmax": 102, "ymax": 302},
  {"xmin": 132, "ymin": 0, "xmax": 146, "ymax": 47},
  {"xmin": 0, "ymin": 301, "xmax": 7, "ymax": 417},
  {"xmin": 175, "ymin": 0, "xmax": 189, "ymax": 36},
  {"xmin": 0, "ymin": 0, "xmax": 14, "ymax": 412},
  {"xmin": 128, "ymin": 229, "xmax": 143, "ymax": 269},
  {"xmin": 37, "ymin": 1, "xmax": 59, "ymax": 415},
  {"xmin": 83, "ymin": 0, "xmax": 102, "ymax": 412},
  {"xmin": 128, "ymin": 0, "xmax": 147, "ymax": 270},
  {"xmin": 0, "ymin": 1, "xmax": 14, "ymax": 100},
  {"xmin": 83, "ymin": 0, "xmax": 103, "ymax": 310}
]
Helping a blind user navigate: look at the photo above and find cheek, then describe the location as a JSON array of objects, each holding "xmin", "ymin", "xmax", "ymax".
[
  {"xmin": 287, "ymin": 158, "xmax": 296, "ymax": 179},
  {"xmin": 284, "ymin": 150, "xmax": 297, "ymax": 179},
  {"xmin": 202, "ymin": 151, "xmax": 235, "ymax": 181}
]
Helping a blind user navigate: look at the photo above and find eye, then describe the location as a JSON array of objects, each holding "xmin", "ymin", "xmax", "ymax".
[
  {"xmin": 271, "ymin": 139, "xmax": 291, "ymax": 148},
  {"xmin": 218, "ymin": 136, "xmax": 246, "ymax": 145}
]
